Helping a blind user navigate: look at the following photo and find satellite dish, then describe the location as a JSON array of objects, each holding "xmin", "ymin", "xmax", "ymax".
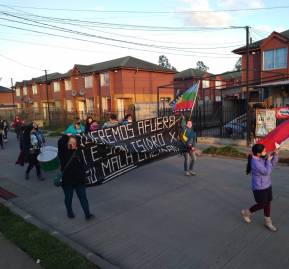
[
  {"xmin": 71, "ymin": 90, "xmax": 77, "ymax": 97},
  {"xmin": 79, "ymin": 89, "xmax": 85, "ymax": 96}
]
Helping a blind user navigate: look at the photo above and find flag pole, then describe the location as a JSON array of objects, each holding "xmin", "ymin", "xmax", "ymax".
[{"xmin": 189, "ymin": 81, "xmax": 199, "ymax": 120}]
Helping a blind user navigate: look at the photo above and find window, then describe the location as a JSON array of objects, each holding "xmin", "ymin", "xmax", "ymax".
[
  {"xmin": 86, "ymin": 98, "xmax": 94, "ymax": 112},
  {"xmin": 102, "ymin": 97, "xmax": 111, "ymax": 112},
  {"xmin": 66, "ymin": 100, "xmax": 73, "ymax": 112},
  {"xmin": 16, "ymin": 88, "xmax": 20, "ymax": 97},
  {"xmin": 32, "ymin": 85, "xmax": 37, "ymax": 95},
  {"xmin": 33, "ymin": 102, "xmax": 38, "ymax": 110},
  {"xmin": 53, "ymin": 82, "xmax": 60, "ymax": 92},
  {"xmin": 85, "ymin": 76, "xmax": 93, "ymax": 88},
  {"xmin": 100, "ymin": 72, "xmax": 110, "ymax": 87},
  {"xmin": 263, "ymin": 48, "xmax": 288, "ymax": 70},
  {"xmin": 64, "ymin": 80, "xmax": 71, "ymax": 91},
  {"xmin": 55, "ymin": 101, "xmax": 62, "ymax": 109},
  {"xmin": 215, "ymin": 81, "xmax": 222, "ymax": 89},
  {"xmin": 23, "ymin": 86, "xmax": 27, "ymax": 95},
  {"xmin": 202, "ymin": 80, "xmax": 210, "ymax": 89}
]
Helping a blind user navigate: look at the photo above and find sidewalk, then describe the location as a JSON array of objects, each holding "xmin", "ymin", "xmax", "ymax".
[
  {"xmin": 0, "ymin": 233, "xmax": 43, "ymax": 269},
  {"xmin": 198, "ymin": 139, "xmax": 289, "ymax": 159}
]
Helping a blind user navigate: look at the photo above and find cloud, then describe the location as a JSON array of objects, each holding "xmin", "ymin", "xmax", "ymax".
[
  {"xmin": 177, "ymin": 0, "xmax": 232, "ymax": 26},
  {"xmin": 217, "ymin": 0, "xmax": 264, "ymax": 9}
]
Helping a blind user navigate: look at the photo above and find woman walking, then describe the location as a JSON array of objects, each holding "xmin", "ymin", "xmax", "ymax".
[
  {"xmin": 241, "ymin": 143, "xmax": 279, "ymax": 232},
  {"xmin": 23, "ymin": 123, "xmax": 45, "ymax": 180},
  {"xmin": 58, "ymin": 135, "xmax": 94, "ymax": 220}
]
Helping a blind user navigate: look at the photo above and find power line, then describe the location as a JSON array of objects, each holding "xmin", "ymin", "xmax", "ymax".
[
  {"xmin": 0, "ymin": 23, "xmax": 239, "ymax": 58},
  {"xmin": 1, "ymin": 3, "xmax": 289, "ymax": 13},
  {"xmin": 2, "ymin": 12, "xmax": 244, "ymax": 49},
  {"xmin": 0, "ymin": 12, "xmax": 241, "ymax": 56},
  {"xmin": 0, "ymin": 11, "xmax": 244, "ymax": 32},
  {"xmin": 0, "ymin": 53, "xmax": 42, "ymax": 70}
]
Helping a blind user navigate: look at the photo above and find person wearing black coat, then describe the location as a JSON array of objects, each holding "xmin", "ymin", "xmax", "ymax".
[{"xmin": 58, "ymin": 135, "xmax": 94, "ymax": 220}]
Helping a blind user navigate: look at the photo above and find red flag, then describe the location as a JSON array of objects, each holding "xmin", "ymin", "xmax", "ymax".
[{"xmin": 257, "ymin": 119, "xmax": 289, "ymax": 152}]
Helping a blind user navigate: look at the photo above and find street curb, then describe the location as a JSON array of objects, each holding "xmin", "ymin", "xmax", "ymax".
[
  {"xmin": 0, "ymin": 197, "xmax": 119, "ymax": 269},
  {"xmin": 201, "ymin": 153, "xmax": 289, "ymax": 166}
]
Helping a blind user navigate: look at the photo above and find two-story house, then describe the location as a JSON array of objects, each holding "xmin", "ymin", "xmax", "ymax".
[
  {"xmin": 15, "ymin": 56, "xmax": 175, "ymax": 120},
  {"xmin": 233, "ymin": 29, "xmax": 289, "ymax": 107}
]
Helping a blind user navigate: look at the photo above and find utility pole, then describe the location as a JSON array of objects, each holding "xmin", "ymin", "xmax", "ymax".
[
  {"xmin": 44, "ymin": 70, "xmax": 51, "ymax": 125},
  {"xmin": 245, "ymin": 26, "xmax": 251, "ymax": 146},
  {"xmin": 98, "ymin": 73, "xmax": 102, "ymax": 120},
  {"xmin": 10, "ymin": 78, "xmax": 16, "ymax": 116}
]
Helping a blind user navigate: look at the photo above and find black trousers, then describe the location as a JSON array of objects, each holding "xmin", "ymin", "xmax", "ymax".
[
  {"xmin": 26, "ymin": 153, "xmax": 41, "ymax": 176},
  {"xmin": 0, "ymin": 133, "xmax": 3, "ymax": 149},
  {"xmin": 62, "ymin": 184, "xmax": 90, "ymax": 217}
]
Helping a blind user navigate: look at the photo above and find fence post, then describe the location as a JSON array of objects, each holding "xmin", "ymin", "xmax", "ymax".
[{"xmin": 220, "ymin": 90, "xmax": 224, "ymax": 137}]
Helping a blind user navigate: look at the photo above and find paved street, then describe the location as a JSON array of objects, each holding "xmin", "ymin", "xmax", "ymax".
[{"xmin": 1, "ymin": 132, "xmax": 289, "ymax": 269}]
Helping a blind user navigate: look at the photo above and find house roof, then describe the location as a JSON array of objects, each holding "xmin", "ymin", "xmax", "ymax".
[
  {"xmin": 74, "ymin": 56, "xmax": 175, "ymax": 74},
  {"xmin": 14, "ymin": 56, "xmax": 174, "ymax": 87},
  {"xmin": 233, "ymin": 29, "xmax": 289, "ymax": 54},
  {"xmin": 174, "ymin": 68, "xmax": 213, "ymax": 80},
  {"xmin": 0, "ymin": 85, "xmax": 11, "ymax": 93},
  {"xmin": 219, "ymin": 70, "xmax": 241, "ymax": 80}
]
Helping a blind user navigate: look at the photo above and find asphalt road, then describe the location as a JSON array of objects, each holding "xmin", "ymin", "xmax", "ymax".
[{"xmin": 1, "ymin": 132, "xmax": 289, "ymax": 269}]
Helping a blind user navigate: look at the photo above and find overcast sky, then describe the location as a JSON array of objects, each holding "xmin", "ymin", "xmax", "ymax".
[{"xmin": 0, "ymin": 0, "xmax": 288, "ymax": 87}]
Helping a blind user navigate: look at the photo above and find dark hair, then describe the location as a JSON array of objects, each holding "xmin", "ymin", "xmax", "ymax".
[
  {"xmin": 110, "ymin": 114, "xmax": 117, "ymax": 120},
  {"xmin": 86, "ymin": 116, "xmax": 93, "ymax": 124},
  {"xmin": 246, "ymin": 143, "xmax": 265, "ymax": 174},
  {"xmin": 124, "ymin": 114, "xmax": 132, "ymax": 121}
]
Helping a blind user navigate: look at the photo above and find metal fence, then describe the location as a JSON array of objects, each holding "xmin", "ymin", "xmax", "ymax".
[
  {"xmin": 0, "ymin": 100, "xmax": 247, "ymax": 138},
  {"xmin": 159, "ymin": 99, "xmax": 247, "ymax": 139}
]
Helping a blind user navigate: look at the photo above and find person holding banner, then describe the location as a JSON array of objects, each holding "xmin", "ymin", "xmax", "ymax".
[
  {"xmin": 64, "ymin": 118, "xmax": 85, "ymax": 135},
  {"xmin": 241, "ymin": 143, "xmax": 278, "ymax": 232},
  {"xmin": 58, "ymin": 135, "xmax": 94, "ymax": 220},
  {"xmin": 102, "ymin": 114, "xmax": 119, "ymax": 128},
  {"xmin": 180, "ymin": 119, "xmax": 197, "ymax": 176}
]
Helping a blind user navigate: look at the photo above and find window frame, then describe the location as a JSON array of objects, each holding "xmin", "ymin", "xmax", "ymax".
[
  {"xmin": 64, "ymin": 80, "xmax": 72, "ymax": 91},
  {"xmin": 23, "ymin": 86, "xmax": 27, "ymax": 96},
  {"xmin": 32, "ymin": 85, "xmax": 37, "ymax": 95},
  {"xmin": 84, "ymin": 75, "xmax": 93, "ymax": 88},
  {"xmin": 263, "ymin": 47, "xmax": 288, "ymax": 70},
  {"xmin": 53, "ymin": 81, "xmax": 60, "ymax": 93},
  {"xmin": 16, "ymin": 88, "xmax": 21, "ymax": 97}
]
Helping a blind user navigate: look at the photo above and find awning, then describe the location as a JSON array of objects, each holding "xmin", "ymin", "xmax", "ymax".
[{"xmin": 255, "ymin": 79, "xmax": 289, "ymax": 88}]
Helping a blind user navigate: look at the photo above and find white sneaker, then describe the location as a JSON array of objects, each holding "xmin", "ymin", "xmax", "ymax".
[
  {"xmin": 189, "ymin": 170, "xmax": 196, "ymax": 176},
  {"xmin": 185, "ymin": 171, "xmax": 191, "ymax": 176},
  {"xmin": 264, "ymin": 217, "xmax": 277, "ymax": 232},
  {"xmin": 241, "ymin": 209, "xmax": 252, "ymax": 223}
]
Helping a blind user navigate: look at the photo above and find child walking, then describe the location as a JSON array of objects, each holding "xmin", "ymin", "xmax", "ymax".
[{"xmin": 241, "ymin": 143, "xmax": 278, "ymax": 232}]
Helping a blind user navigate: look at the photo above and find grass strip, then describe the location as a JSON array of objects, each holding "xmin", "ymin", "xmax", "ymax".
[{"xmin": 0, "ymin": 204, "xmax": 100, "ymax": 269}]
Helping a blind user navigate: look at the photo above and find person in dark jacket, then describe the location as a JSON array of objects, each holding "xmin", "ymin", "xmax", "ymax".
[
  {"xmin": 58, "ymin": 135, "xmax": 94, "ymax": 220},
  {"xmin": 180, "ymin": 119, "xmax": 197, "ymax": 176},
  {"xmin": 12, "ymin": 116, "xmax": 24, "ymax": 140},
  {"xmin": 0, "ymin": 120, "xmax": 4, "ymax": 149},
  {"xmin": 85, "ymin": 116, "xmax": 93, "ymax": 133},
  {"xmin": 23, "ymin": 122, "xmax": 45, "ymax": 180},
  {"xmin": 2, "ymin": 120, "xmax": 9, "ymax": 142}
]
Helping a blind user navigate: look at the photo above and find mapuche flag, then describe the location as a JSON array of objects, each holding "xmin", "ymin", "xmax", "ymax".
[
  {"xmin": 171, "ymin": 82, "xmax": 199, "ymax": 112},
  {"xmin": 257, "ymin": 119, "xmax": 289, "ymax": 152}
]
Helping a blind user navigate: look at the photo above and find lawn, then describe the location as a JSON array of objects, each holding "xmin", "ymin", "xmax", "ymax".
[{"xmin": 0, "ymin": 204, "xmax": 100, "ymax": 269}]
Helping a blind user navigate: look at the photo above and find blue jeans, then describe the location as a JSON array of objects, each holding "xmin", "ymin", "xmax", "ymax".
[
  {"xmin": 184, "ymin": 151, "xmax": 196, "ymax": 172},
  {"xmin": 62, "ymin": 184, "xmax": 90, "ymax": 217}
]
